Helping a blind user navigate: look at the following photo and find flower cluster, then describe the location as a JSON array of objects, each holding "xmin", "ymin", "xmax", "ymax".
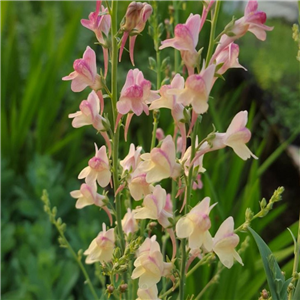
[{"xmin": 62, "ymin": 0, "xmax": 272, "ymax": 298}]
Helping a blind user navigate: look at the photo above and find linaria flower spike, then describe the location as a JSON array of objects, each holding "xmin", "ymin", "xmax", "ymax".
[
  {"xmin": 62, "ymin": 46, "xmax": 102, "ymax": 92},
  {"xmin": 213, "ymin": 217, "xmax": 243, "ymax": 268}
]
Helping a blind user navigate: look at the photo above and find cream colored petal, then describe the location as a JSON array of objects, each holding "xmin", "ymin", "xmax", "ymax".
[{"xmin": 176, "ymin": 217, "xmax": 194, "ymax": 238}]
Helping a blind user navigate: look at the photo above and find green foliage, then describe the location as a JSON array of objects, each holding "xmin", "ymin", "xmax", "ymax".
[{"xmin": 1, "ymin": 1, "xmax": 92, "ymax": 176}]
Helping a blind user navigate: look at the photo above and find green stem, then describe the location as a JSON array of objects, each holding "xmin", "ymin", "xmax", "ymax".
[
  {"xmin": 56, "ymin": 226, "xmax": 99, "ymax": 300},
  {"xmin": 110, "ymin": 0, "xmax": 125, "ymax": 253},
  {"xmin": 194, "ymin": 266, "xmax": 223, "ymax": 300},
  {"xmin": 288, "ymin": 212, "xmax": 300, "ymax": 300},
  {"xmin": 173, "ymin": 0, "xmax": 180, "ymax": 73},
  {"xmin": 178, "ymin": 118, "xmax": 199, "ymax": 300},
  {"xmin": 205, "ymin": 0, "xmax": 221, "ymax": 67},
  {"xmin": 160, "ymin": 253, "xmax": 214, "ymax": 299}
]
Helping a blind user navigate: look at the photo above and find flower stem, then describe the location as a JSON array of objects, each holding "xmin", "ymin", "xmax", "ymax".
[
  {"xmin": 173, "ymin": 0, "xmax": 180, "ymax": 73},
  {"xmin": 205, "ymin": 0, "xmax": 221, "ymax": 67},
  {"xmin": 110, "ymin": 0, "xmax": 125, "ymax": 254},
  {"xmin": 288, "ymin": 212, "xmax": 300, "ymax": 300},
  {"xmin": 178, "ymin": 118, "xmax": 200, "ymax": 300},
  {"xmin": 41, "ymin": 191, "xmax": 99, "ymax": 300}
]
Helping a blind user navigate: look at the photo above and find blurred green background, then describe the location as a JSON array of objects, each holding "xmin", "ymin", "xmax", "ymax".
[{"xmin": 1, "ymin": 1, "xmax": 299, "ymax": 299}]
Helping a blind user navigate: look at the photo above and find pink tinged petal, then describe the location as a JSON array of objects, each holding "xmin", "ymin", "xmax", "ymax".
[
  {"xmin": 161, "ymin": 135, "xmax": 176, "ymax": 167},
  {"xmin": 245, "ymin": 0, "xmax": 258, "ymax": 15},
  {"xmin": 176, "ymin": 217, "xmax": 194, "ymax": 238},
  {"xmin": 214, "ymin": 216, "xmax": 234, "ymax": 241},
  {"xmin": 82, "ymin": 46, "xmax": 97, "ymax": 77},
  {"xmin": 226, "ymin": 111, "xmax": 248, "ymax": 135},
  {"xmin": 172, "ymin": 73, "xmax": 185, "ymax": 89},
  {"xmin": 62, "ymin": 71, "xmax": 77, "ymax": 81},
  {"xmin": 129, "ymin": 35, "xmax": 137, "ymax": 66},
  {"xmin": 185, "ymin": 14, "xmax": 201, "ymax": 48},
  {"xmin": 81, "ymin": 19, "xmax": 94, "ymax": 31},
  {"xmin": 96, "ymin": 145, "xmax": 109, "ymax": 163},
  {"xmin": 70, "ymin": 77, "xmax": 89, "ymax": 93}
]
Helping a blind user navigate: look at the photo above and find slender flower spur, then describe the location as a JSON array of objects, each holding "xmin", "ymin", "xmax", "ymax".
[{"xmin": 119, "ymin": 2, "xmax": 153, "ymax": 65}]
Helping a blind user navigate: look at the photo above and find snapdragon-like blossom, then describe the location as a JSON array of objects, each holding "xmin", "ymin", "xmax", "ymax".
[
  {"xmin": 150, "ymin": 74, "xmax": 188, "ymax": 154},
  {"xmin": 214, "ymin": 42, "xmax": 246, "ymax": 75},
  {"xmin": 120, "ymin": 143, "xmax": 142, "ymax": 173},
  {"xmin": 138, "ymin": 135, "xmax": 181, "ymax": 183},
  {"xmin": 169, "ymin": 64, "xmax": 216, "ymax": 115},
  {"xmin": 160, "ymin": 14, "xmax": 201, "ymax": 75},
  {"xmin": 121, "ymin": 208, "xmax": 138, "ymax": 235},
  {"xmin": 84, "ymin": 223, "xmax": 115, "ymax": 264},
  {"xmin": 196, "ymin": 111, "xmax": 258, "ymax": 161},
  {"xmin": 132, "ymin": 235, "xmax": 172, "ymax": 289},
  {"xmin": 62, "ymin": 46, "xmax": 102, "ymax": 92},
  {"xmin": 128, "ymin": 169, "xmax": 153, "ymax": 201},
  {"xmin": 176, "ymin": 197, "xmax": 217, "ymax": 250},
  {"xmin": 117, "ymin": 69, "xmax": 158, "ymax": 116},
  {"xmin": 119, "ymin": 2, "xmax": 153, "ymax": 65},
  {"xmin": 68, "ymin": 90, "xmax": 105, "ymax": 130},
  {"xmin": 136, "ymin": 285, "xmax": 161, "ymax": 300},
  {"xmin": 78, "ymin": 143, "xmax": 111, "ymax": 187},
  {"xmin": 81, "ymin": 1, "xmax": 111, "ymax": 77},
  {"xmin": 213, "ymin": 217, "xmax": 243, "ymax": 268},
  {"xmin": 133, "ymin": 185, "xmax": 172, "ymax": 228},
  {"xmin": 211, "ymin": 0, "xmax": 273, "ymax": 61},
  {"xmin": 70, "ymin": 182, "xmax": 112, "ymax": 225}
]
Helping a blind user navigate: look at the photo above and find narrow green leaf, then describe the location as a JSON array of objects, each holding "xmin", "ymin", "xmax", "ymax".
[
  {"xmin": 248, "ymin": 226, "xmax": 285, "ymax": 300},
  {"xmin": 292, "ymin": 279, "xmax": 300, "ymax": 300}
]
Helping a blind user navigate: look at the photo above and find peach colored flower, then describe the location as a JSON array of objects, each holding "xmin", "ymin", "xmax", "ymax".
[
  {"xmin": 139, "ymin": 135, "xmax": 181, "ymax": 183},
  {"xmin": 122, "ymin": 208, "xmax": 138, "ymax": 235},
  {"xmin": 133, "ymin": 185, "xmax": 173, "ymax": 228},
  {"xmin": 84, "ymin": 223, "xmax": 115, "ymax": 264},
  {"xmin": 176, "ymin": 197, "xmax": 216, "ymax": 250},
  {"xmin": 213, "ymin": 216, "xmax": 243, "ymax": 269},
  {"xmin": 132, "ymin": 235, "xmax": 172, "ymax": 289},
  {"xmin": 78, "ymin": 143, "xmax": 111, "ymax": 187},
  {"xmin": 62, "ymin": 46, "xmax": 102, "ymax": 92}
]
